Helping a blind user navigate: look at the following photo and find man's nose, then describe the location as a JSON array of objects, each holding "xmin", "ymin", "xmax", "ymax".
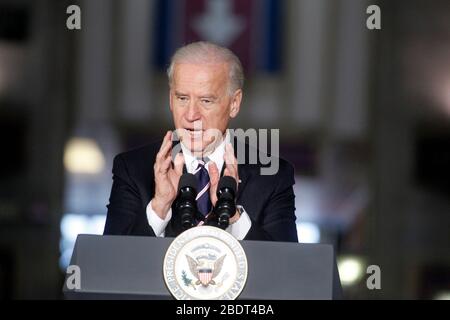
[{"xmin": 185, "ymin": 101, "xmax": 202, "ymax": 122}]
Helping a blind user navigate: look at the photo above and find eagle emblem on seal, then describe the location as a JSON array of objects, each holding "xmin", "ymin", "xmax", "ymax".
[{"xmin": 185, "ymin": 254, "xmax": 226, "ymax": 286}]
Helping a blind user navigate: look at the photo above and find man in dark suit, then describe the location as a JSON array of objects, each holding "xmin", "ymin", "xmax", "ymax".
[{"xmin": 104, "ymin": 42, "xmax": 298, "ymax": 242}]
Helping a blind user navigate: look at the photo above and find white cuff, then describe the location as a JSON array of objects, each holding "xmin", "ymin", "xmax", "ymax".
[
  {"xmin": 226, "ymin": 205, "xmax": 251, "ymax": 240},
  {"xmin": 146, "ymin": 200, "xmax": 172, "ymax": 237}
]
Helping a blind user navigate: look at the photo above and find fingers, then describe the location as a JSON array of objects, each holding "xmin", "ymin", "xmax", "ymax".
[
  {"xmin": 168, "ymin": 152, "xmax": 185, "ymax": 192},
  {"xmin": 153, "ymin": 131, "xmax": 179, "ymax": 208},
  {"xmin": 223, "ymin": 143, "xmax": 238, "ymax": 180},
  {"xmin": 173, "ymin": 152, "xmax": 185, "ymax": 176},
  {"xmin": 208, "ymin": 161, "xmax": 220, "ymax": 185},
  {"xmin": 224, "ymin": 143, "xmax": 237, "ymax": 166},
  {"xmin": 155, "ymin": 131, "xmax": 173, "ymax": 173},
  {"xmin": 208, "ymin": 161, "xmax": 220, "ymax": 205},
  {"xmin": 156, "ymin": 131, "xmax": 173, "ymax": 162},
  {"xmin": 159, "ymin": 155, "xmax": 172, "ymax": 174}
]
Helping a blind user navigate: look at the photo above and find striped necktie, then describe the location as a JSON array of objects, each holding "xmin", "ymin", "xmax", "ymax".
[{"xmin": 194, "ymin": 159, "xmax": 212, "ymax": 216}]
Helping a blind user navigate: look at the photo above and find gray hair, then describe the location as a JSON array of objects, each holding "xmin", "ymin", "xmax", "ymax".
[{"xmin": 167, "ymin": 41, "xmax": 244, "ymax": 95}]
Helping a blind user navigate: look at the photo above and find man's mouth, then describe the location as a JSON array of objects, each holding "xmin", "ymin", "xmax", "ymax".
[{"xmin": 185, "ymin": 128, "xmax": 203, "ymax": 138}]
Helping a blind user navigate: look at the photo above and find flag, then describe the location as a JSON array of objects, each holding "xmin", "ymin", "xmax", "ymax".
[{"xmin": 153, "ymin": 0, "xmax": 282, "ymax": 74}]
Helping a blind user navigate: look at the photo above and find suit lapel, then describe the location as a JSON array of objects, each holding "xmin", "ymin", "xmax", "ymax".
[{"xmin": 237, "ymin": 164, "xmax": 251, "ymax": 202}]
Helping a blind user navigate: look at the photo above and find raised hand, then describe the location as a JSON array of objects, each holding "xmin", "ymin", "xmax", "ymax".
[
  {"xmin": 208, "ymin": 143, "xmax": 240, "ymax": 223},
  {"xmin": 152, "ymin": 131, "xmax": 185, "ymax": 219}
]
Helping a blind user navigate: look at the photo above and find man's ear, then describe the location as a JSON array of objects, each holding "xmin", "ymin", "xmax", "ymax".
[{"xmin": 229, "ymin": 89, "xmax": 242, "ymax": 118}]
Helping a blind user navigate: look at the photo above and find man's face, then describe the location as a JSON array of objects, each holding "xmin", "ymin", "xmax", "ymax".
[{"xmin": 169, "ymin": 62, "xmax": 242, "ymax": 156}]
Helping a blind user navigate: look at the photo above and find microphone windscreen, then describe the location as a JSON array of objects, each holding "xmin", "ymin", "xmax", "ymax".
[
  {"xmin": 218, "ymin": 176, "xmax": 237, "ymax": 194},
  {"xmin": 178, "ymin": 173, "xmax": 198, "ymax": 192}
]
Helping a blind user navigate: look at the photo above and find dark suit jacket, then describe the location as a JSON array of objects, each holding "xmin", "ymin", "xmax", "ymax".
[{"xmin": 104, "ymin": 138, "xmax": 298, "ymax": 242}]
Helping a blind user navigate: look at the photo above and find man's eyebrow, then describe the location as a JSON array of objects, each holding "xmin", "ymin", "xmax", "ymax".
[{"xmin": 174, "ymin": 91, "xmax": 188, "ymax": 96}]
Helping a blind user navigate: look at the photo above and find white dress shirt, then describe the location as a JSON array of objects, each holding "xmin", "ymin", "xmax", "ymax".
[{"xmin": 146, "ymin": 130, "xmax": 252, "ymax": 239}]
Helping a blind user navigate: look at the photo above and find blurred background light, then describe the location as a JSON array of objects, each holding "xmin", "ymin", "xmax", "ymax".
[
  {"xmin": 63, "ymin": 138, "xmax": 105, "ymax": 174},
  {"xmin": 338, "ymin": 256, "xmax": 366, "ymax": 286},
  {"xmin": 59, "ymin": 213, "xmax": 106, "ymax": 269},
  {"xmin": 60, "ymin": 214, "xmax": 87, "ymax": 243},
  {"xmin": 433, "ymin": 291, "xmax": 450, "ymax": 300},
  {"xmin": 0, "ymin": 43, "xmax": 26, "ymax": 96},
  {"xmin": 297, "ymin": 222, "xmax": 321, "ymax": 243}
]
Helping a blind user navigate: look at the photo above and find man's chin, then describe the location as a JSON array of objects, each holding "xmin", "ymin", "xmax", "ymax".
[
  {"xmin": 182, "ymin": 138, "xmax": 207, "ymax": 153},
  {"xmin": 182, "ymin": 137, "xmax": 218, "ymax": 156}
]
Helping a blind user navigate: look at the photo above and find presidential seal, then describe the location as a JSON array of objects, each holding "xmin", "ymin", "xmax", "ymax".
[{"xmin": 163, "ymin": 226, "xmax": 248, "ymax": 300}]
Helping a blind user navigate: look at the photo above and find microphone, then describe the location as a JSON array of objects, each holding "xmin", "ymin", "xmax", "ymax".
[
  {"xmin": 214, "ymin": 176, "xmax": 237, "ymax": 230},
  {"xmin": 176, "ymin": 173, "xmax": 198, "ymax": 230}
]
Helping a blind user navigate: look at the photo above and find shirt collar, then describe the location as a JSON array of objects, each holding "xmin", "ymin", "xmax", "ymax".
[{"xmin": 180, "ymin": 130, "xmax": 230, "ymax": 174}]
